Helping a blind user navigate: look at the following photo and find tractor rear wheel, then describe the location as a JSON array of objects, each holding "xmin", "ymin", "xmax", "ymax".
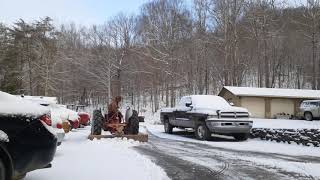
[
  {"xmin": 91, "ymin": 110, "xmax": 104, "ymax": 135},
  {"xmin": 125, "ymin": 110, "xmax": 139, "ymax": 135}
]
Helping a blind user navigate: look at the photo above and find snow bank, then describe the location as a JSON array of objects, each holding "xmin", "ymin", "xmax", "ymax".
[
  {"xmin": 253, "ymin": 118, "xmax": 320, "ymax": 129},
  {"xmin": 0, "ymin": 91, "xmax": 49, "ymax": 117},
  {"xmin": 26, "ymin": 127, "xmax": 169, "ymax": 180}
]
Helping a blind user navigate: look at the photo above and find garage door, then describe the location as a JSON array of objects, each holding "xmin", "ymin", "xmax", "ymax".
[
  {"xmin": 241, "ymin": 97, "xmax": 265, "ymax": 118},
  {"xmin": 270, "ymin": 99, "xmax": 294, "ymax": 118}
]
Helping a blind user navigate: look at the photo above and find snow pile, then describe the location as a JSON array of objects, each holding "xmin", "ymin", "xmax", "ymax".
[
  {"xmin": 253, "ymin": 118, "xmax": 320, "ymax": 129},
  {"xmin": 26, "ymin": 127, "xmax": 169, "ymax": 180},
  {"xmin": 0, "ymin": 130, "xmax": 9, "ymax": 142},
  {"xmin": 0, "ymin": 91, "xmax": 49, "ymax": 117}
]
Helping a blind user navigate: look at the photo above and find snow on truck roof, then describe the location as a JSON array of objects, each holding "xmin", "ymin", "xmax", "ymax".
[
  {"xmin": 221, "ymin": 86, "xmax": 320, "ymax": 99},
  {"xmin": 189, "ymin": 95, "xmax": 231, "ymax": 108},
  {"xmin": 0, "ymin": 91, "xmax": 49, "ymax": 116}
]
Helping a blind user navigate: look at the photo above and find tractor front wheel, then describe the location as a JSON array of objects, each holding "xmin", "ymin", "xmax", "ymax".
[{"xmin": 91, "ymin": 110, "xmax": 104, "ymax": 135}]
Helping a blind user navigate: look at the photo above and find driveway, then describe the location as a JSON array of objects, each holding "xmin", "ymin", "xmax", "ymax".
[{"xmin": 135, "ymin": 130, "xmax": 319, "ymax": 180}]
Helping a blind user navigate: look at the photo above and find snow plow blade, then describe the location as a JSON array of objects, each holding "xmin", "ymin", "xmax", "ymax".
[{"xmin": 88, "ymin": 133, "xmax": 148, "ymax": 142}]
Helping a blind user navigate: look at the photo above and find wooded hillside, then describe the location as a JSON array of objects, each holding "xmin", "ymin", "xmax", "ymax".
[{"xmin": 1, "ymin": 0, "xmax": 320, "ymax": 112}]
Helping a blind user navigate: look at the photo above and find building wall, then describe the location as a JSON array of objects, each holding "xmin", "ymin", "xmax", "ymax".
[
  {"xmin": 219, "ymin": 88, "xmax": 318, "ymax": 119},
  {"xmin": 270, "ymin": 98, "xmax": 295, "ymax": 118},
  {"xmin": 240, "ymin": 97, "xmax": 266, "ymax": 118}
]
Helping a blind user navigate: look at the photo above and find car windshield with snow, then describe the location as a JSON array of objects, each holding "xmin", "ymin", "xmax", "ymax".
[{"xmin": 161, "ymin": 95, "xmax": 253, "ymax": 141}]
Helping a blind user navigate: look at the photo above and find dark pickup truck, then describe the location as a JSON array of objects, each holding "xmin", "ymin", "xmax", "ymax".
[{"xmin": 160, "ymin": 95, "xmax": 253, "ymax": 141}]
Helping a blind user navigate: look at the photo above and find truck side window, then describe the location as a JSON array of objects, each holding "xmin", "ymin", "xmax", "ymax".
[
  {"xmin": 178, "ymin": 97, "xmax": 187, "ymax": 107},
  {"xmin": 178, "ymin": 97, "xmax": 191, "ymax": 107}
]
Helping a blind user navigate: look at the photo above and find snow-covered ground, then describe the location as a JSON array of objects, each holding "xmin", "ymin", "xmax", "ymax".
[
  {"xmin": 142, "ymin": 110, "xmax": 320, "ymax": 179},
  {"xmin": 142, "ymin": 110, "xmax": 320, "ymax": 157},
  {"xmin": 144, "ymin": 124, "xmax": 320, "ymax": 157},
  {"xmin": 25, "ymin": 127, "xmax": 169, "ymax": 180},
  {"xmin": 253, "ymin": 118, "xmax": 320, "ymax": 129}
]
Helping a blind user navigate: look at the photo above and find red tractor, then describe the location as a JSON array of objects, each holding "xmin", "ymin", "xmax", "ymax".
[{"xmin": 89, "ymin": 107, "xmax": 147, "ymax": 142}]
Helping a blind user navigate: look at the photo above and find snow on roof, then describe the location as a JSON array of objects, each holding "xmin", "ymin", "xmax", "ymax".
[
  {"xmin": 18, "ymin": 95, "xmax": 58, "ymax": 104},
  {"xmin": 222, "ymin": 86, "xmax": 320, "ymax": 99},
  {"xmin": 0, "ymin": 91, "xmax": 49, "ymax": 117}
]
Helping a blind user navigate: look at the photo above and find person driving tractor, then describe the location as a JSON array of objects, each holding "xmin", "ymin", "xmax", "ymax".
[{"xmin": 107, "ymin": 96, "xmax": 123, "ymax": 124}]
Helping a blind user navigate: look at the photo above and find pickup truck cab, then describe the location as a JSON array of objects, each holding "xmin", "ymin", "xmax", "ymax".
[{"xmin": 160, "ymin": 95, "xmax": 253, "ymax": 141}]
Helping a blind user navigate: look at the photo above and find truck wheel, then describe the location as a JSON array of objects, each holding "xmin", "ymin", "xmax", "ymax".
[
  {"xmin": 164, "ymin": 119, "xmax": 173, "ymax": 134},
  {"xmin": 125, "ymin": 110, "xmax": 139, "ymax": 135},
  {"xmin": 233, "ymin": 133, "xmax": 249, "ymax": 141},
  {"xmin": 304, "ymin": 112, "xmax": 313, "ymax": 121},
  {"xmin": 0, "ymin": 158, "xmax": 5, "ymax": 180},
  {"xmin": 195, "ymin": 123, "xmax": 211, "ymax": 140},
  {"xmin": 91, "ymin": 110, "xmax": 104, "ymax": 135}
]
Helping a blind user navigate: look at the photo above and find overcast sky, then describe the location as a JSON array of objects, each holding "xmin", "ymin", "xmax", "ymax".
[
  {"xmin": 0, "ymin": 0, "xmax": 307, "ymax": 26},
  {"xmin": 0, "ymin": 0, "xmax": 150, "ymax": 26}
]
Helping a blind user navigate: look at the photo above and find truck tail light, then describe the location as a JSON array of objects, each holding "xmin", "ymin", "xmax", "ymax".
[{"xmin": 40, "ymin": 115, "xmax": 52, "ymax": 126}]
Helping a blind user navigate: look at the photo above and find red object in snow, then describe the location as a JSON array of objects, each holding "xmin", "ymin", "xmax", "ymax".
[
  {"xmin": 56, "ymin": 123, "xmax": 63, "ymax": 129},
  {"xmin": 73, "ymin": 120, "xmax": 79, "ymax": 129},
  {"xmin": 78, "ymin": 112, "xmax": 90, "ymax": 126}
]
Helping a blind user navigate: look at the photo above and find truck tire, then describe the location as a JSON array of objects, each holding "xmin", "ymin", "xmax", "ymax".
[
  {"xmin": 195, "ymin": 122, "xmax": 211, "ymax": 140},
  {"xmin": 304, "ymin": 112, "xmax": 313, "ymax": 121},
  {"xmin": 91, "ymin": 110, "xmax": 104, "ymax": 135},
  {"xmin": 164, "ymin": 119, "xmax": 173, "ymax": 134},
  {"xmin": 233, "ymin": 133, "xmax": 249, "ymax": 141},
  {"xmin": 125, "ymin": 110, "xmax": 139, "ymax": 135},
  {"xmin": 0, "ymin": 158, "xmax": 5, "ymax": 180}
]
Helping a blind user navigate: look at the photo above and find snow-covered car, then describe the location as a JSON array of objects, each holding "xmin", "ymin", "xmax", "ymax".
[
  {"xmin": 298, "ymin": 100, "xmax": 320, "ymax": 121},
  {"xmin": 160, "ymin": 95, "xmax": 253, "ymax": 141},
  {"xmin": 76, "ymin": 105, "xmax": 91, "ymax": 126},
  {"xmin": 64, "ymin": 108, "xmax": 80, "ymax": 129},
  {"xmin": 78, "ymin": 112, "xmax": 90, "ymax": 126},
  {"xmin": 48, "ymin": 104, "xmax": 80, "ymax": 130},
  {"xmin": 66, "ymin": 105, "xmax": 90, "ymax": 127},
  {"xmin": 20, "ymin": 97, "xmax": 67, "ymax": 145},
  {"xmin": 0, "ymin": 91, "xmax": 57, "ymax": 180}
]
